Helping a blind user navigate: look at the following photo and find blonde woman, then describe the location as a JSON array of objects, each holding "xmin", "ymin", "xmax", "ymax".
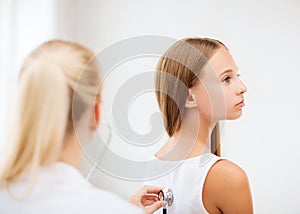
[
  {"xmin": 147, "ymin": 38, "xmax": 253, "ymax": 213},
  {"xmin": 0, "ymin": 40, "xmax": 165, "ymax": 214}
]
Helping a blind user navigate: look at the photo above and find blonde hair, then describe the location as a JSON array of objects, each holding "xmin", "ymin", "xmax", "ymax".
[
  {"xmin": 155, "ymin": 38, "xmax": 227, "ymax": 156},
  {"xmin": 0, "ymin": 40, "xmax": 101, "ymax": 187}
]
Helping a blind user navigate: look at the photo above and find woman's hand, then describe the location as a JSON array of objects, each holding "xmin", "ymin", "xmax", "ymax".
[{"xmin": 129, "ymin": 185, "xmax": 166, "ymax": 214}]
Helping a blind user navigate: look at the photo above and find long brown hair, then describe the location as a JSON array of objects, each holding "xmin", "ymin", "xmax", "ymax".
[{"xmin": 155, "ymin": 38, "xmax": 227, "ymax": 156}]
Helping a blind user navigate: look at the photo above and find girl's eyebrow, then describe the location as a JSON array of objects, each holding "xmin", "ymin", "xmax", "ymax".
[
  {"xmin": 219, "ymin": 67, "xmax": 239, "ymax": 77},
  {"xmin": 219, "ymin": 69, "xmax": 233, "ymax": 77}
]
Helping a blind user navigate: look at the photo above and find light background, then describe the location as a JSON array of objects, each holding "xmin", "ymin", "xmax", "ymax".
[{"xmin": 0, "ymin": 0, "xmax": 299, "ymax": 213}]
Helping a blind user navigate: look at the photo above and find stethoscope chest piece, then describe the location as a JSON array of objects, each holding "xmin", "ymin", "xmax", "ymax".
[{"xmin": 158, "ymin": 187, "xmax": 174, "ymax": 207}]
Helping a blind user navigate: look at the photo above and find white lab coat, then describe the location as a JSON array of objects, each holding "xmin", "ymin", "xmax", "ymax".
[{"xmin": 0, "ymin": 162, "xmax": 142, "ymax": 214}]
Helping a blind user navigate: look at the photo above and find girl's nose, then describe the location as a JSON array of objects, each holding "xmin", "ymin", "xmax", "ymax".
[{"xmin": 238, "ymin": 79, "xmax": 247, "ymax": 95}]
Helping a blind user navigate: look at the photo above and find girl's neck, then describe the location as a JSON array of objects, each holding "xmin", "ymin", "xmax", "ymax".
[{"xmin": 156, "ymin": 108, "xmax": 217, "ymax": 160}]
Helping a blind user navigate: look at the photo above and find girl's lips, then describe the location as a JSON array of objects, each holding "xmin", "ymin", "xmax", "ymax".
[{"xmin": 236, "ymin": 100, "xmax": 245, "ymax": 107}]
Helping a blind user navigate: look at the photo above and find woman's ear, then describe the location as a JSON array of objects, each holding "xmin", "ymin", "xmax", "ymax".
[
  {"xmin": 185, "ymin": 90, "xmax": 197, "ymax": 108},
  {"xmin": 90, "ymin": 102, "xmax": 101, "ymax": 131}
]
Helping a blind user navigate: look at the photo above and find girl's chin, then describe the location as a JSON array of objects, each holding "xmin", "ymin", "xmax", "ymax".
[{"xmin": 226, "ymin": 112, "xmax": 243, "ymax": 120}]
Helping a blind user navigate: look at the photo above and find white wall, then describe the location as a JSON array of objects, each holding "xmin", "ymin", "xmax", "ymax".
[
  {"xmin": 0, "ymin": 0, "xmax": 57, "ymax": 150},
  {"xmin": 0, "ymin": 0, "xmax": 13, "ymax": 151},
  {"xmin": 1, "ymin": 0, "xmax": 300, "ymax": 213}
]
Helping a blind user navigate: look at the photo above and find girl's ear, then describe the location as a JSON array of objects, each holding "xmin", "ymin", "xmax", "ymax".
[{"xmin": 185, "ymin": 90, "xmax": 197, "ymax": 108}]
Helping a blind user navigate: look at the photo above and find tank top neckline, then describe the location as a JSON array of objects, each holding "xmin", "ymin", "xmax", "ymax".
[{"xmin": 154, "ymin": 152, "xmax": 214, "ymax": 162}]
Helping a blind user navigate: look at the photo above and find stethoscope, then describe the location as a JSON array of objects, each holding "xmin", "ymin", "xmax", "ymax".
[
  {"xmin": 158, "ymin": 187, "xmax": 174, "ymax": 214},
  {"xmin": 85, "ymin": 122, "xmax": 112, "ymax": 181}
]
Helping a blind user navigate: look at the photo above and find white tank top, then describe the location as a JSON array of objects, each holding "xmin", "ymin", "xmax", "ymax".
[{"xmin": 146, "ymin": 153, "xmax": 225, "ymax": 214}]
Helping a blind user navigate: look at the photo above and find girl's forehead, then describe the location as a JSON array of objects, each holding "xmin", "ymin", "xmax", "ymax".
[{"xmin": 207, "ymin": 48, "xmax": 238, "ymax": 75}]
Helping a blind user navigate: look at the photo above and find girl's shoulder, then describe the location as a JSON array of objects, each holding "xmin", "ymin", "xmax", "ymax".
[
  {"xmin": 206, "ymin": 158, "xmax": 249, "ymax": 192},
  {"xmin": 211, "ymin": 159, "xmax": 247, "ymax": 178},
  {"xmin": 203, "ymin": 159, "xmax": 253, "ymax": 213}
]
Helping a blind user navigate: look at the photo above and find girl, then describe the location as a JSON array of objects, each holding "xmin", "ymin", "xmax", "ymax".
[
  {"xmin": 0, "ymin": 40, "xmax": 164, "ymax": 214},
  {"xmin": 148, "ymin": 38, "xmax": 253, "ymax": 213}
]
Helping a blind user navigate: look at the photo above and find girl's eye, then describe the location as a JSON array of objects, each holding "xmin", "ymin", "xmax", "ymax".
[{"xmin": 223, "ymin": 76, "xmax": 231, "ymax": 83}]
